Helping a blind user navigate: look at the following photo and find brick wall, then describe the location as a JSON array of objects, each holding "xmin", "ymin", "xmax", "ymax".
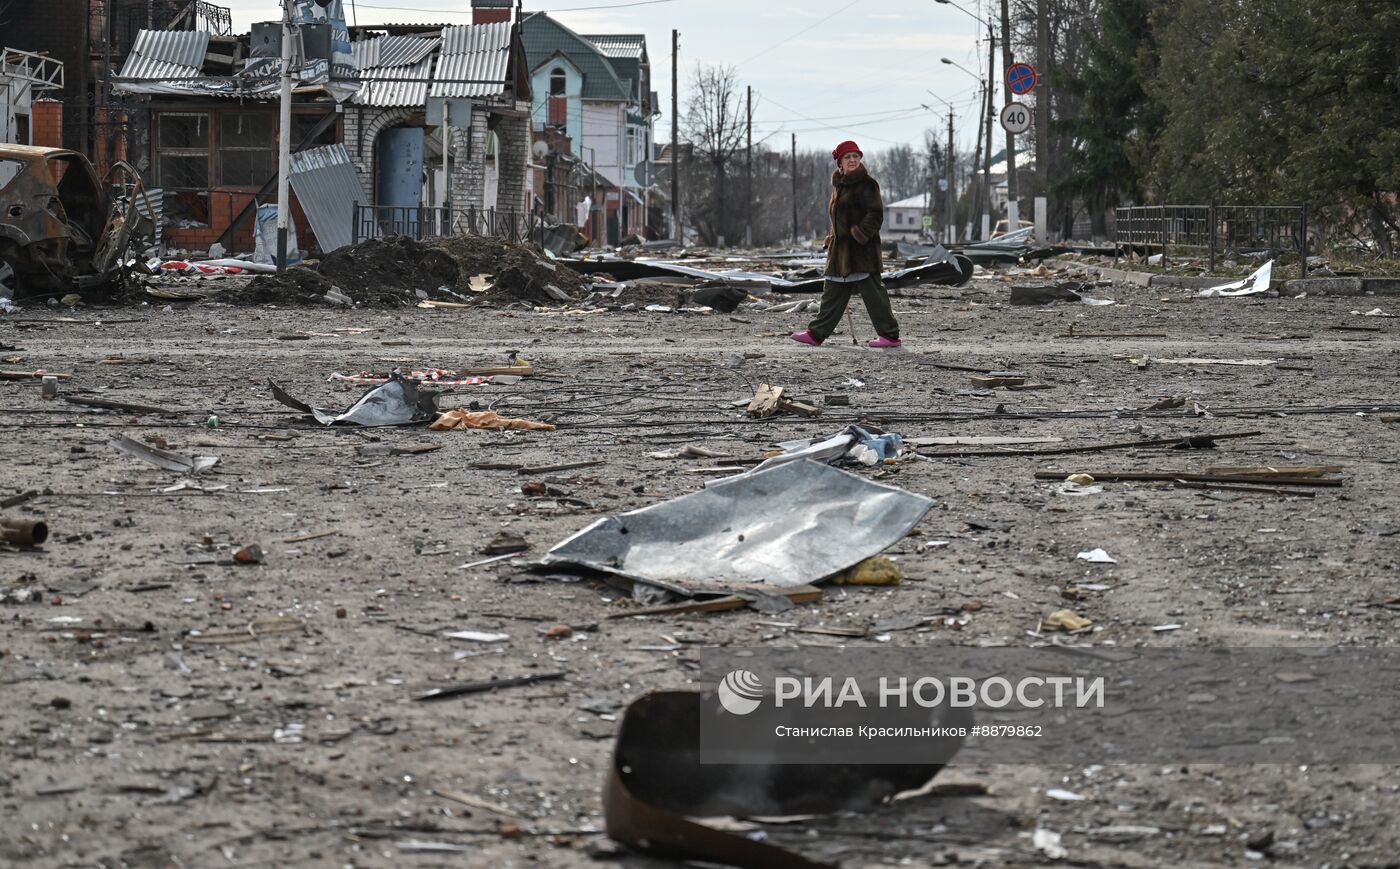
[
  {"xmin": 495, "ymin": 109, "xmax": 530, "ymax": 213},
  {"xmin": 31, "ymin": 100, "xmax": 64, "ymax": 148}
]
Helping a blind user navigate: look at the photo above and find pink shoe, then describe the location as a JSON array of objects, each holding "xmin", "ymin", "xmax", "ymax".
[
  {"xmin": 790, "ymin": 330, "xmax": 823, "ymax": 346},
  {"xmin": 868, "ymin": 336, "xmax": 902, "ymax": 348}
]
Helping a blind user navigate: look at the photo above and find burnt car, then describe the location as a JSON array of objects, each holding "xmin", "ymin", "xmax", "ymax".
[{"xmin": 0, "ymin": 145, "xmax": 154, "ymax": 299}]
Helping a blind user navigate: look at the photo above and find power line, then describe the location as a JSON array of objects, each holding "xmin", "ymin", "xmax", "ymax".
[
  {"xmin": 734, "ymin": 0, "xmax": 861, "ymax": 69},
  {"xmin": 349, "ymin": 0, "xmax": 679, "ymax": 13}
]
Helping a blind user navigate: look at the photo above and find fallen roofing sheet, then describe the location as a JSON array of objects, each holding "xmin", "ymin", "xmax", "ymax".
[
  {"xmin": 288, "ymin": 144, "xmax": 363, "ymax": 253},
  {"xmin": 541, "ymin": 459, "xmax": 934, "ymax": 594},
  {"xmin": 559, "ymin": 250, "xmax": 971, "ymax": 291},
  {"xmin": 269, "ymin": 373, "xmax": 439, "ymax": 426}
]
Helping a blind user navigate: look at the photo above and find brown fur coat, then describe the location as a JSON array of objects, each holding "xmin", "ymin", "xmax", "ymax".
[{"xmin": 823, "ymin": 165, "xmax": 884, "ymax": 276}]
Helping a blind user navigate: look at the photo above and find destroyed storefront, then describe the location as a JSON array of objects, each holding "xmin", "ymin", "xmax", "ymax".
[
  {"xmin": 111, "ymin": 9, "xmax": 533, "ymax": 257},
  {"xmin": 112, "ymin": 24, "xmax": 354, "ymax": 256}
]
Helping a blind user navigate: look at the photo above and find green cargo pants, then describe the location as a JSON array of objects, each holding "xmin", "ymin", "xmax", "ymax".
[{"xmin": 807, "ymin": 274, "xmax": 900, "ymax": 343}]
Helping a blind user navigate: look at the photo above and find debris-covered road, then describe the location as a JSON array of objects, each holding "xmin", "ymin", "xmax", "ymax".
[{"xmin": 3, "ymin": 266, "xmax": 1399, "ymax": 867}]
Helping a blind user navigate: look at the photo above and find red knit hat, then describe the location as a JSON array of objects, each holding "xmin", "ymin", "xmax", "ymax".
[{"xmin": 832, "ymin": 140, "xmax": 862, "ymax": 161}]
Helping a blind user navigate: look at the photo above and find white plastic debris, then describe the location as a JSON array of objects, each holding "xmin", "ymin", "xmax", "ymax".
[
  {"xmin": 1197, "ymin": 260, "xmax": 1273, "ymax": 297},
  {"xmin": 1046, "ymin": 788, "xmax": 1086, "ymax": 801},
  {"xmin": 1076, "ymin": 548, "xmax": 1118, "ymax": 564},
  {"xmin": 1033, "ymin": 828, "xmax": 1068, "ymax": 859},
  {"xmin": 441, "ymin": 631, "xmax": 510, "ymax": 643}
]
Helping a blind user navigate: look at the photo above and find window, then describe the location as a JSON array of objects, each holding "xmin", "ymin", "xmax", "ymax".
[
  {"xmin": 0, "ymin": 158, "xmax": 22, "ymax": 191},
  {"xmin": 292, "ymin": 112, "xmax": 337, "ymax": 148},
  {"xmin": 219, "ymin": 112, "xmax": 274, "ymax": 187},
  {"xmin": 547, "ymin": 67, "xmax": 568, "ymax": 128},
  {"xmin": 157, "ymin": 113, "xmax": 210, "ymax": 189},
  {"xmin": 14, "ymin": 113, "xmax": 29, "ymax": 145}
]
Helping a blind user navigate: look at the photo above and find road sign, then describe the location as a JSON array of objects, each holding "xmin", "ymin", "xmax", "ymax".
[
  {"xmin": 1006, "ymin": 62, "xmax": 1037, "ymax": 96},
  {"xmin": 921, "ymin": 215, "xmax": 933, "ymax": 228},
  {"xmin": 937, "ymin": 178, "xmax": 949, "ymax": 192},
  {"xmin": 1000, "ymin": 102, "xmax": 1033, "ymax": 134}
]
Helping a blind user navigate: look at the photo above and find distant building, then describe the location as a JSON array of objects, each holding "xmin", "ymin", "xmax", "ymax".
[
  {"xmin": 885, "ymin": 192, "xmax": 932, "ymax": 241},
  {"xmin": 520, "ymin": 12, "xmax": 657, "ymax": 244}
]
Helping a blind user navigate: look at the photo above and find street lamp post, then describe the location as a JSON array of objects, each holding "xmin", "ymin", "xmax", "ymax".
[
  {"xmin": 935, "ymin": 0, "xmax": 1007, "ymax": 235},
  {"xmin": 941, "ymin": 56, "xmax": 990, "ymax": 241}
]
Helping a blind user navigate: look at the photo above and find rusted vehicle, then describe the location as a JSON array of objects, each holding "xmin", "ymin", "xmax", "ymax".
[{"xmin": 0, "ymin": 145, "xmax": 154, "ymax": 298}]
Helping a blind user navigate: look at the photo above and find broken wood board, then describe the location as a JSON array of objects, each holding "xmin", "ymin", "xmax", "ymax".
[
  {"xmin": 457, "ymin": 363, "xmax": 535, "ymax": 377},
  {"xmin": 1203, "ymin": 465, "xmax": 1342, "ymax": 477},
  {"xmin": 1033, "ymin": 470, "xmax": 1343, "ymax": 487},
  {"xmin": 1174, "ymin": 480, "xmax": 1316, "ymax": 498},
  {"xmin": 908, "ymin": 436, "xmax": 1063, "ymax": 446},
  {"xmin": 777, "ymin": 397, "xmax": 821, "ymax": 418},
  {"xmin": 920, "ymin": 430, "xmax": 1262, "ymax": 459},
  {"xmin": 64, "ymin": 396, "xmax": 181, "ymax": 416},
  {"xmin": 605, "ymin": 584, "xmax": 823, "ymax": 619},
  {"xmin": 746, "ymin": 384, "xmax": 784, "ymax": 418},
  {"xmin": 1153, "ymin": 358, "xmax": 1279, "ymax": 366},
  {"xmin": 0, "ymin": 370, "xmax": 71, "ymax": 380},
  {"xmin": 417, "ymin": 300, "xmax": 474, "ymax": 309},
  {"xmin": 970, "ymin": 375, "xmax": 1025, "ymax": 388}
]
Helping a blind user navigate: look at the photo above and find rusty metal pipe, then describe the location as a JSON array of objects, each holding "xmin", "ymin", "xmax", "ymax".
[{"xmin": 1, "ymin": 517, "xmax": 48, "ymax": 546}]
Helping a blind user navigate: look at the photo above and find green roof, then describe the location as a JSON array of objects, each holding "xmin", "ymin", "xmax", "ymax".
[{"xmin": 521, "ymin": 13, "xmax": 628, "ymax": 102}]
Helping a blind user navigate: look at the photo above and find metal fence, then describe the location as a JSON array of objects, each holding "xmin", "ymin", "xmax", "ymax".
[
  {"xmin": 352, "ymin": 205, "xmax": 541, "ymax": 246},
  {"xmin": 1114, "ymin": 205, "xmax": 1309, "ymax": 277}
]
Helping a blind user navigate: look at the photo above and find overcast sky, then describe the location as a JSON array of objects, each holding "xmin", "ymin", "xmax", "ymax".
[{"xmin": 222, "ymin": 0, "xmax": 1008, "ymax": 157}]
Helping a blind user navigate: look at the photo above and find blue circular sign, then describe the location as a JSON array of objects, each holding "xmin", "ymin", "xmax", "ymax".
[{"xmin": 1007, "ymin": 62, "xmax": 1037, "ymax": 96}]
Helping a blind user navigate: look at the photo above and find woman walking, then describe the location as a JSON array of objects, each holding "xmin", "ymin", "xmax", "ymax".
[{"xmin": 790, "ymin": 140, "xmax": 901, "ymax": 349}]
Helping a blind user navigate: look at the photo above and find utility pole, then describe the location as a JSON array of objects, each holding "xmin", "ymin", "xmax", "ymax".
[
  {"xmin": 999, "ymin": 0, "xmax": 1019, "ymax": 230},
  {"xmin": 790, "ymin": 133, "xmax": 797, "ymax": 244},
  {"xmin": 1035, "ymin": 0, "xmax": 1051, "ymax": 235},
  {"xmin": 745, "ymin": 85, "xmax": 752, "ymax": 247},
  {"xmin": 985, "ymin": 28, "xmax": 995, "ymax": 240},
  {"xmin": 970, "ymin": 78, "xmax": 984, "ymax": 240},
  {"xmin": 670, "ymin": 29, "xmax": 679, "ymax": 243},
  {"xmin": 276, "ymin": 0, "xmax": 293, "ymax": 272},
  {"xmin": 945, "ymin": 112, "xmax": 955, "ymax": 243}
]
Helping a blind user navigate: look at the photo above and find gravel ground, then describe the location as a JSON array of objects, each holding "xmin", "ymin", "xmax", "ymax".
[{"xmin": 3, "ymin": 265, "xmax": 1399, "ymax": 868}]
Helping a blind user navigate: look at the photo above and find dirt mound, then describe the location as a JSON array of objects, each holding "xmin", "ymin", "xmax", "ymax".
[{"xmin": 224, "ymin": 234, "xmax": 591, "ymax": 307}]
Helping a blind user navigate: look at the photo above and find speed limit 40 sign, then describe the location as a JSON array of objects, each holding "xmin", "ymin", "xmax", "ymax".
[{"xmin": 1000, "ymin": 102, "xmax": 1032, "ymax": 134}]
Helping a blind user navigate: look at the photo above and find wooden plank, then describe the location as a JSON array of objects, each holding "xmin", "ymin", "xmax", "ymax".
[
  {"xmin": 605, "ymin": 584, "xmax": 823, "ymax": 619},
  {"xmin": 516, "ymin": 460, "xmax": 603, "ymax": 475},
  {"xmin": 1033, "ymin": 470, "xmax": 1343, "ymax": 487},
  {"xmin": 0, "ymin": 370, "xmax": 71, "ymax": 380},
  {"xmin": 63, "ymin": 396, "xmax": 181, "ymax": 416},
  {"xmin": 777, "ymin": 397, "xmax": 821, "ymax": 418},
  {"xmin": 746, "ymin": 384, "xmax": 784, "ymax": 418},
  {"xmin": 457, "ymin": 364, "xmax": 536, "ymax": 377},
  {"xmin": 970, "ymin": 375, "xmax": 1026, "ymax": 388},
  {"xmin": 1202, "ymin": 465, "xmax": 1342, "ymax": 477}
]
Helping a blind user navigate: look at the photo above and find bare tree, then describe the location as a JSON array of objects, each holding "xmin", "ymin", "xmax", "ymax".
[
  {"xmin": 864, "ymin": 144, "xmax": 923, "ymax": 203},
  {"xmin": 680, "ymin": 64, "xmax": 747, "ymax": 245}
]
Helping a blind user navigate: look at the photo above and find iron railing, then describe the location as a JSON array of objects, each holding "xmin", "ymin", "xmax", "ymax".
[
  {"xmin": 1114, "ymin": 205, "xmax": 1309, "ymax": 277},
  {"xmin": 351, "ymin": 205, "xmax": 541, "ymax": 246}
]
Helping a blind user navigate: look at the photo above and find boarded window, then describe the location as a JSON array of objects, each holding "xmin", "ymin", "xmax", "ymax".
[
  {"xmin": 157, "ymin": 113, "xmax": 210, "ymax": 189},
  {"xmin": 219, "ymin": 112, "xmax": 274, "ymax": 186}
]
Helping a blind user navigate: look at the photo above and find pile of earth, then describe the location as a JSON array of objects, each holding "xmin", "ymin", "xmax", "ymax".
[{"xmin": 221, "ymin": 234, "xmax": 592, "ymax": 307}]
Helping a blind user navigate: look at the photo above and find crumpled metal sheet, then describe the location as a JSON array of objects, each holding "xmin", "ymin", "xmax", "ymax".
[
  {"xmin": 542, "ymin": 460, "xmax": 934, "ymax": 592},
  {"xmin": 268, "ymin": 373, "xmax": 439, "ymax": 426},
  {"xmin": 558, "ymin": 249, "xmax": 972, "ymax": 292}
]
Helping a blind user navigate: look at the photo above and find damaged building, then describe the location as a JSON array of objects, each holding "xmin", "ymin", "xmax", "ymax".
[{"xmin": 101, "ymin": 2, "xmax": 531, "ymax": 257}]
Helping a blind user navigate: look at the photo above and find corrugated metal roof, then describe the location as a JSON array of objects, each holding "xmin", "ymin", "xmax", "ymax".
[
  {"xmin": 353, "ymin": 34, "xmax": 438, "ymax": 71},
  {"xmin": 429, "ymin": 22, "xmax": 511, "ymax": 99},
  {"xmin": 353, "ymin": 55, "xmax": 433, "ymax": 106},
  {"xmin": 351, "ymin": 35, "xmax": 440, "ymax": 106},
  {"xmin": 581, "ymin": 35, "xmax": 645, "ymax": 59},
  {"xmin": 521, "ymin": 13, "xmax": 627, "ymax": 102},
  {"xmin": 134, "ymin": 30, "xmax": 211, "ymax": 68},
  {"xmin": 118, "ymin": 30, "xmax": 210, "ymax": 81},
  {"xmin": 288, "ymin": 144, "xmax": 366, "ymax": 253}
]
